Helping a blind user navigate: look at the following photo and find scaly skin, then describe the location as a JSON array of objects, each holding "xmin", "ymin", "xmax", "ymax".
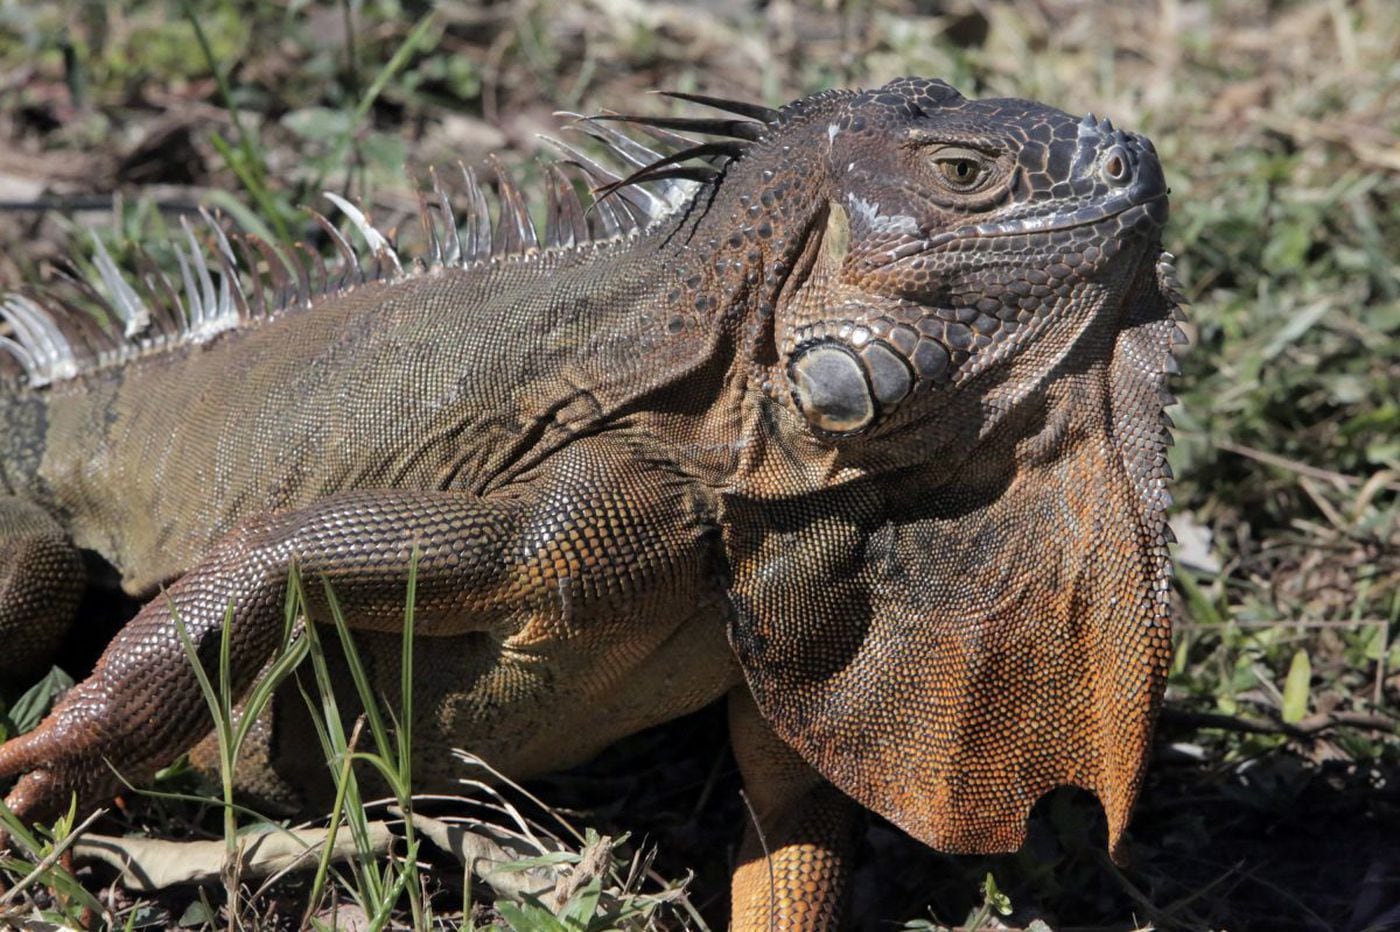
[{"xmin": 0, "ymin": 78, "xmax": 1179, "ymax": 927}]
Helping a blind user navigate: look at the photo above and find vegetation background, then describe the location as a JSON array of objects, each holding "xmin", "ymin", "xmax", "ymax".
[{"xmin": 0, "ymin": 0, "xmax": 1395, "ymax": 929}]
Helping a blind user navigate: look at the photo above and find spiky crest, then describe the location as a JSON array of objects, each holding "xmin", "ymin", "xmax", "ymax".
[{"xmin": 0, "ymin": 93, "xmax": 774, "ymax": 390}]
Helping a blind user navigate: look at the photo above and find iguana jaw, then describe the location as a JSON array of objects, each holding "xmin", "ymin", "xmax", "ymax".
[{"xmin": 866, "ymin": 192, "xmax": 1168, "ymax": 267}]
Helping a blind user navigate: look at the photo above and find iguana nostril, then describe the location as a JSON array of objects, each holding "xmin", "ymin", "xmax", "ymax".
[{"xmin": 789, "ymin": 342, "xmax": 875, "ymax": 434}]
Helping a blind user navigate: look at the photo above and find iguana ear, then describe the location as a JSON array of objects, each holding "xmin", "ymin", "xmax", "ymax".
[{"xmin": 726, "ymin": 275, "xmax": 1177, "ymax": 858}]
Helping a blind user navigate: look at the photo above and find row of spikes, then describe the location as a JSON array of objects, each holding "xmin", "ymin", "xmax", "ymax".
[{"xmin": 0, "ymin": 92, "xmax": 778, "ymax": 388}]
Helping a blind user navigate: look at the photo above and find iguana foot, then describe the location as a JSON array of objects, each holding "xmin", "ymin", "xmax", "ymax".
[
  {"xmin": 0, "ymin": 702, "xmax": 122, "ymax": 831},
  {"xmin": 728, "ymin": 689, "xmax": 857, "ymax": 931},
  {"xmin": 0, "ymin": 745, "xmax": 69, "ymax": 855}
]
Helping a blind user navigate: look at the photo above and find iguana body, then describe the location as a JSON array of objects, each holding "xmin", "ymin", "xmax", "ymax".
[{"xmin": 0, "ymin": 79, "xmax": 1180, "ymax": 928}]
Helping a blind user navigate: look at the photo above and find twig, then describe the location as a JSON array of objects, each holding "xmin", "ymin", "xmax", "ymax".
[
  {"xmin": 1218, "ymin": 440, "xmax": 1399, "ymax": 492},
  {"xmin": 737, "ymin": 789, "xmax": 775, "ymax": 927},
  {"xmin": 1162, "ymin": 707, "xmax": 1398, "ymax": 740},
  {"xmin": 0, "ymin": 807, "xmax": 108, "ymax": 906},
  {"xmin": 1258, "ymin": 113, "xmax": 1400, "ymax": 173},
  {"xmin": 77, "ymin": 823, "xmax": 395, "ymax": 892},
  {"xmin": 1178, "ymin": 617, "xmax": 1391, "ymax": 630},
  {"xmin": 0, "ymin": 197, "xmax": 203, "ymax": 214}
]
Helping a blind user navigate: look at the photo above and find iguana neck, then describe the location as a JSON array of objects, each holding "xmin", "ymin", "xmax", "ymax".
[{"xmin": 574, "ymin": 139, "xmax": 833, "ymax": 485}]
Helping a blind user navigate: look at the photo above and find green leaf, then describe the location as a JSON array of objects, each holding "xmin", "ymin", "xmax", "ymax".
[
  {"xmin": 496, "ymin": 899, "xmax": 570, "ymax": 932},
  {"xmin": 178, "ymin": 900, "xmax": 218, "ymax": 927},
  {"xmin": 1281, "ymin": 649, "xmax": 1312, "ymax": 724},
  {"xmin": 981, "ymin": 871, "xmax": 1012, "ymax": 916},
  {"xmin": 1261, "ymin": 215, "xmax": 1312, "ymax": 276},
  {"xmin": 559, "ymin": 876, "xmax": 602, "ymax": 927},
  {"xmin": 1177, "ymin": 569, "xmax": 1226, "ymax": 627},
  {"xmin": 282, "ymin": 106, "xmax": 354, "ymax": 143},
  {"xmin": 1260, "ymin": 299, "xmax": 1329, "ymax": 362},
  {"xmin": 6, "ymin": 666, "xmax": 74, "ymax": 734},
  {"xmin": 361, "ymin": 131, "xmax": 408, "ymax": 173}
]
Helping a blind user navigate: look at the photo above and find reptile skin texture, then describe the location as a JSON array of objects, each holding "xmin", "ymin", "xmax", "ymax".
[{"xmin": 0, "ymin": 78, "xmax": 1180, "ymax": 928}]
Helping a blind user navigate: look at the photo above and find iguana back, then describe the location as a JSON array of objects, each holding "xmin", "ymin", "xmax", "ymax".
[{"xmin": 3, "ymin": 240, "xmax": 707, "ymax": 593}]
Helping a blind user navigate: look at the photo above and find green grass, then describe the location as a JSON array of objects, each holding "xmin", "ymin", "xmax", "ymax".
[{"xmin": 0, "ymin": 0, "xmax": 1395, "ymax": 928}]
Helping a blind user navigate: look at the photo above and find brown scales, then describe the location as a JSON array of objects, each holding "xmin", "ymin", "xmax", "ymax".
[{"xmin": 0, "ymin": 78, "xmax": 1181, "ymax": 929}]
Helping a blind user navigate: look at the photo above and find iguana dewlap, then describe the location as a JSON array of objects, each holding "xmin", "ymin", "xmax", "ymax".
[{"xmin": 0, "ymin": 78, "xmax": 1181, "ymax": 928}]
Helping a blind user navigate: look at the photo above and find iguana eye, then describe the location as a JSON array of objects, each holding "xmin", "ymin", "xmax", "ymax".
[{"xmin": 932, "ymin": 147, "xmax": 988, "ymax": 190}]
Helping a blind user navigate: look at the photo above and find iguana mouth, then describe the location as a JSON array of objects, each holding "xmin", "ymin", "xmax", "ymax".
[
  {"xmin": 954, "ymin": 192, "xmax": 1169, "ymax": 240},
  {"xmin": 869, "ymin": 194, "xmax": 1168, "ymax": 267}
]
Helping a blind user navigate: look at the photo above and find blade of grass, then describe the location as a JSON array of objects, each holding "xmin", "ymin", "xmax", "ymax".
[
  {"xmin": 312, "ymin": 12, "xmax": 440, "ymax": 197},
  {"xmin": 182, "ymin": 2, "xmax": 294, "ymax": 245},
  {"xmin": 317, "ymin": 563, "xmax": 425, "ymax": 928},
  {"xmin": 297, "ymin": 582, "xmax": 386, "ymax": 913}
]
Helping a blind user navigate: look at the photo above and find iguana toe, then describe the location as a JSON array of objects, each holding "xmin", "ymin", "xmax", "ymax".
[{"xmin": 0, "ymin": 715, "xmax": 117, "ymax": 832}]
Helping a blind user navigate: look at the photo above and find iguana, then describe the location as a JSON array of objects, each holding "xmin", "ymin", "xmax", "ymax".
[{"xmin": 0, "ymin": 77, "xmax": 1183, "ymax": 928}]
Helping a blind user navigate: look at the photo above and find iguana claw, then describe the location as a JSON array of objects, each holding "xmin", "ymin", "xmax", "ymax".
[{"xmin": 0, "ymin": 694, "xmax": 134, "ymax": 836}]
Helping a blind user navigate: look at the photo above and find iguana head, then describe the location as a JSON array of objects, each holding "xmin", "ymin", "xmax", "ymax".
[
  {"xmin": 763, "ymin": 77, "xmax": 1171, "ymax": 443},
  {"xmin": 716, "ymin": 78, "xmax": 1181, "ymax": 860}
]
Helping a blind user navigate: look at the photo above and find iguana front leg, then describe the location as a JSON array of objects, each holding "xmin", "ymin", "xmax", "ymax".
[
  {"xmin": 0, "ymin": 438, "xmax": 721, "ymax": 828},
  {"xmin": 729, "ymin": 689, "xmax": 859, "ymax": 931},
  {"xmin": 0, "ymin": 497, "xmax": 84, "ymax": 689}
]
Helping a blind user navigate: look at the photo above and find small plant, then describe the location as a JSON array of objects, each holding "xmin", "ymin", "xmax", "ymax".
[
  {"xmin": 899, "ymin": 871, "xmax": 1014, "ymax": 932},
  {"xmin": 0, "ymin": 793, "xmax": 108, "ymax": 928},
  {"xmin": 172, "ymin": 581, "xmax": 310, "ymax": 926}
]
